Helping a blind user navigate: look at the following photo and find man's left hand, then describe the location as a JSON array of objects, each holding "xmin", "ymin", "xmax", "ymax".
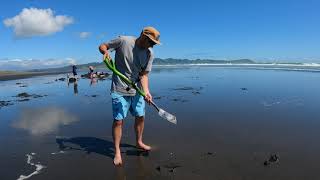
[{"xmin": 144, "ymin": 92, "xmax": 152, "ymax": 104}]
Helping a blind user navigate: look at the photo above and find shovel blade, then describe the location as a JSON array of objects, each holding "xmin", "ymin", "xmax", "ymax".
[{"xmin": 158, "ymin": 109, "xmax": 177, "ymax": 124}]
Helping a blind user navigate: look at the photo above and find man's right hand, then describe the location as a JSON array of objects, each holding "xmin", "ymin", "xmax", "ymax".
[
  {"xmin": 103, "ymin": 51, "xmax": 111, "ymax": 61},
  {"xmin": 99, "ymin": 43, "xmax": 110, "ymax": 61}
]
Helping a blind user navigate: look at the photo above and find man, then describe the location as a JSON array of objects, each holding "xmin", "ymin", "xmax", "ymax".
[{"xmin": 98, "ymin": 26, "xmax": 160, "ymax": 166}]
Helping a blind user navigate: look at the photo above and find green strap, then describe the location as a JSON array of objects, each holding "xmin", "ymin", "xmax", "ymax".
[{"xmin": 103, "ymin": 57, "xmax": 146, "ymax": 97}]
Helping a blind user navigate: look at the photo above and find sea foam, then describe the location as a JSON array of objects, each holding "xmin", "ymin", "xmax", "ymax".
[{"xmin": 17, "ymin": 153, "xmax": 46, "ymax": 180}]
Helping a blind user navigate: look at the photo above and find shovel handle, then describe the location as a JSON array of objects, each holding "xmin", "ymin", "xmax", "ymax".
[
  {"xmin": 103, "ymin": 57, "xmax": 146, "ymax": 97},
  {"xmin": 150, "ymin": 101, "xmax": 160, "ymax": 111}
]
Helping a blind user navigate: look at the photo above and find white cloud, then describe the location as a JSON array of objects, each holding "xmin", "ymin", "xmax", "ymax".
[
  {"xmin": 65, "ymin": 57, "xmax": 77, "ymax": 65},
  {"xmin": 79, "ymin": 32, "xmax": 91, "ymax": 39},
  {"xmin": 98, "ymin": 33, "xmax": 107, "ymax": 39},
  {"xmin": 3, "ymin": 7, "xmax": 73, "ymax": 38},
  {"xmin": 12, "ymin": 107, "xmax": 78, "ymax": 135},
  {"xmin": 0, "ymin": 58, "xmax": 77, "ymax": 70}
]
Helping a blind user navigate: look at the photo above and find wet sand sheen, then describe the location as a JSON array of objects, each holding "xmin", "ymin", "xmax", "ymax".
[
  {"xmin": 1, "ymin": 67, "xmax": 320, "ymax": 179},
  {"xmin": 0, "ymin": 71, "xmax": 66, "ymax": 81}
]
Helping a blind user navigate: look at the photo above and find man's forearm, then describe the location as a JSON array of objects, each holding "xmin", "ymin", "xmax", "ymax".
[{"xmin": 140, "ymin": 74, "xmax": 150, "ymax": 94}]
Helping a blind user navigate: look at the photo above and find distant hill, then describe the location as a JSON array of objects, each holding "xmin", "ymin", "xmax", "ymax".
[
  {"xmin": 28, "ymin": 62, "xmax": 103, "ymax": 73},
  {"xmin": 152, "ymin": 58, "xmax": 254, "ymax": 65},
  {"xmin": 28, "ymin": 58, "xmax": 256, "ymax": 73}
]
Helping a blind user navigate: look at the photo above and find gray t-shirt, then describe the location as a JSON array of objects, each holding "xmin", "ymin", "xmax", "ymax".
[{"xmin": 105, "ymin": 36, "xmax": 154, "ymax": 96}]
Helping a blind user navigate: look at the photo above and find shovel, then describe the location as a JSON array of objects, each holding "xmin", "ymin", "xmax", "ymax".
[{"xmin": 103, "ymin": 57, "xmax": 177, "ymax": 124}]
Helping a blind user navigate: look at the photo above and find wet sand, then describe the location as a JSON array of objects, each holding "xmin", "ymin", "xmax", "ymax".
[
  {"xmin": 0, "ymin": 71, "xmax": 66, "ymax": 81},
  {"xmin": 1, "ymin": 67, "xmax": 320, "ymax": 179}
]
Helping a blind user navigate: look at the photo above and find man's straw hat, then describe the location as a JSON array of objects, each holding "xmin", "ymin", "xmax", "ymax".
[{"xmin": 142, "ymin": 26, "xmax": 161, "ymax": 44}]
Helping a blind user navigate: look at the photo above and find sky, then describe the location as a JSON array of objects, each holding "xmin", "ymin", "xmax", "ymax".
[{"xmin": 1, "ymin": 0, "xmax": 320, "ymax": 70}]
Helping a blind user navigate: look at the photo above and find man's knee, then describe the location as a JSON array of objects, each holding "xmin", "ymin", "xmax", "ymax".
[
  {"xmin": 135, "ymin": 116, "xmax": 144, "ymax": 122},
  {"xmin": 113, "ymin": 120, "xmax": 123, "ymax": 126}
]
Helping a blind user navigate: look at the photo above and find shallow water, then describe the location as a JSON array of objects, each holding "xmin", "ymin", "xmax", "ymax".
[{"xmin": 1, "ymin": 66, "xmax": 320, "ymax": 180}]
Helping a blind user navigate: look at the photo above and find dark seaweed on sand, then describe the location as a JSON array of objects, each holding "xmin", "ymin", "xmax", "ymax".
[
  {"xmin": 0, "ymin": 100, "xmax": 14, "ymax": 108},
  {"xmin": 264, "ymin": 154, "xmax": 280, "ymax": 166},
  {"xmin": 173, "ymin": 87, "xmax": 194, "ymax": 91}
]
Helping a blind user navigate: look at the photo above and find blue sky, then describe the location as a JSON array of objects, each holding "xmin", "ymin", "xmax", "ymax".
[{"xmin": 1, "ymin": 0, "xmax": 320, "ymax": 70}]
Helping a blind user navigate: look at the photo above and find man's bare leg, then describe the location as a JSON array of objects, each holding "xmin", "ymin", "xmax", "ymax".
[
  {"xmin": 135, "ymin": 116, "xmax": 151, "ymax": 151},
  {"xmin": 112, "ymin": 120, "xmax": 123, "ymax": 165}
]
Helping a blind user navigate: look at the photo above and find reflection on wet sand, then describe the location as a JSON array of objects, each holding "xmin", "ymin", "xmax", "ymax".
[
  {"xmin": 115, "ymin": 167, "xmax": 126, "ymax": 180},
  {"xmin": 12, "ymin": 107, "xmax": 78, "ymax": 135},
  {"xmin": 113, "ymin": 154, "xmax": 153, "ymax": 180},
  {"xmin": 74, "ymin": 82, "xmax": 78, "ymax": 94},
  {"xmin": 68, "ymin": 80, "xmax": 79, "ymax": 95},
  {"xmin": 2, "ymin": 67, "xmax": 320, "ymax": 180}
]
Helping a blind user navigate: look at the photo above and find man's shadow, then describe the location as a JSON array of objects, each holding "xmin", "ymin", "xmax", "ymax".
[{"xmin": 56, "ymin": 137, "xmax": 149, "ymax": 159}]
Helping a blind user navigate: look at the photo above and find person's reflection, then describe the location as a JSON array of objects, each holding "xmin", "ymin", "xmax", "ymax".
[
  {"xmin": 136, "ymin": 154, "xmax": 149, "ymax": 179},
  {"xmin": 115, "ymin": 167, "xmax": 126, "ymax": 180},
  {"xmin": 114, "ymin": 151, "xmax": 149, "ymax": 180},
  {"xmin": 67, "ymin": 81, "xmax": 79, "ymax": 95},
  {"xmin": 73, "ymin": 81, "xmax": 78, "ymax": 95},
  {"xmin": 90, "ymin": 77, "xmax": 97, "ymax": 86}
]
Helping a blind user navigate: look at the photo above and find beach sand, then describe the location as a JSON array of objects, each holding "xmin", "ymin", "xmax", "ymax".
[
  {"xmin": 0, "ymin": 71, "xmax": 66, "ymax": 81},
  {"xmin": 1, "ymin": 67, "xmax": 320, "ymax": 180}
]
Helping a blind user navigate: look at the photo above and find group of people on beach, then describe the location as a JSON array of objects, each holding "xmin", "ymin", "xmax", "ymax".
[{"xmin": 69, "ymin": 65, "xmax": 106, "ymax": 80}]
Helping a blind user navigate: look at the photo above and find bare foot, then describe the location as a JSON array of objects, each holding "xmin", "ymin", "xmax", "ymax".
[
  {"xmin": 113, "ymin": 154, "xmax": 122, "ymax": 166},
  {"xmin": 136, "ymin": 142, "xmax": 151, "ymax": 151}
]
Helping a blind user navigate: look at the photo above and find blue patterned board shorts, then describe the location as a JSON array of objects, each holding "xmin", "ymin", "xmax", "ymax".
[{"xmin": 111, "ymin": 92, "xmax": 145, "ymax": 120}]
